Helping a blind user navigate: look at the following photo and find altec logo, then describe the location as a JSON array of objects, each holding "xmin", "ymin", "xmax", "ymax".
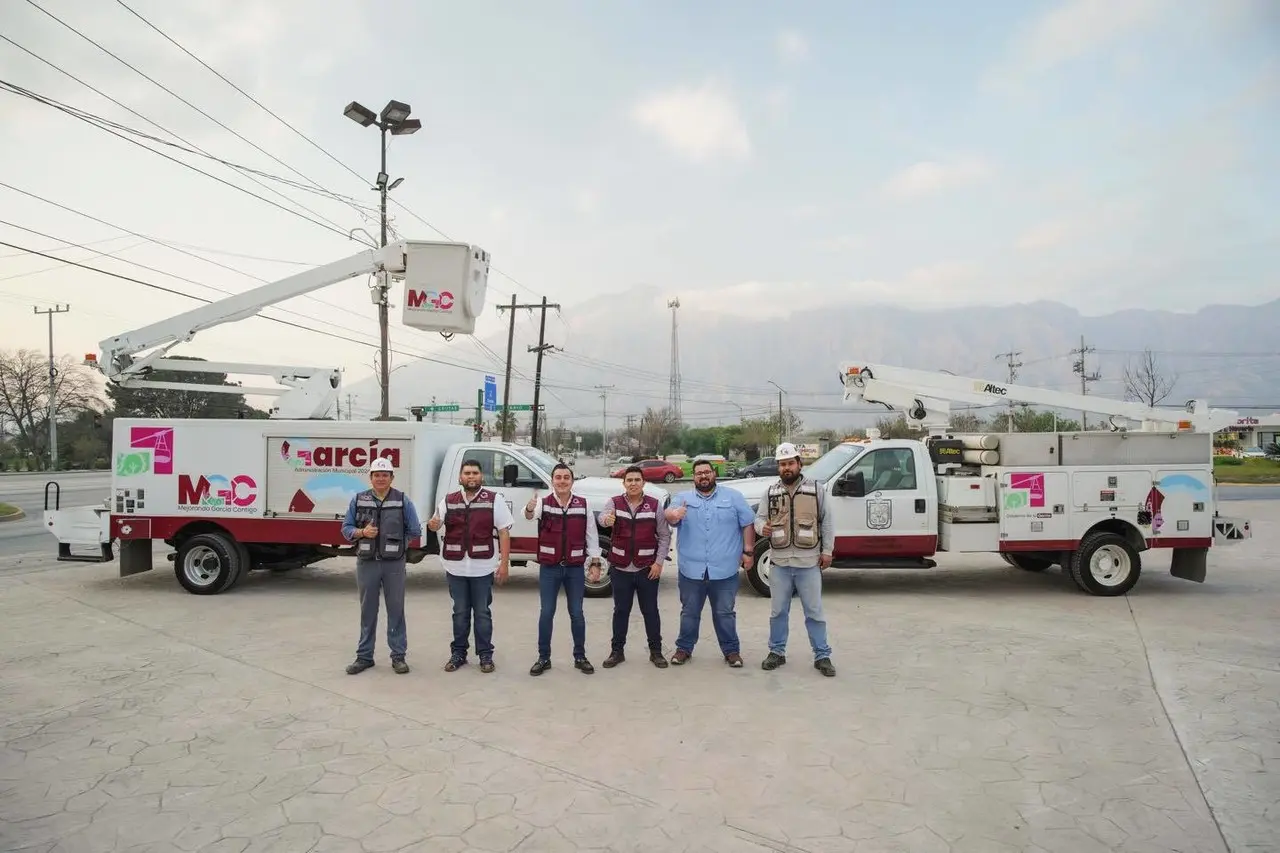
[
  {"xmin": 974, "ymin": 381, "xmax": 1008, "ymax": 396},
  {"xmin": 178, "ymin": 474, "xmax": 258, "ymax": 508},
  {"xmin": 280, "ymin": 438, "xmax": 400, "ymax": 469},
  {"xmin": 406, "ymin": 289, "xmax": 454, "ymax": 311}
]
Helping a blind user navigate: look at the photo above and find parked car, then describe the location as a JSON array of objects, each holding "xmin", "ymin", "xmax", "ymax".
[
  {"xmin": 1241, "ymin": 446, "xmax": 1266, "ymax": 458},
  {"xmin": 610, "ymin": 458, "xmax": 684, "ymax": 483},
  {"xmin": 734, "ymin": 456, "xmax": 778, "ymax": 478}
]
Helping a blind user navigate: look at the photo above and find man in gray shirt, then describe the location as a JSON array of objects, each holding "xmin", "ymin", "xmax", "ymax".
[{"xmin": 754, "ymin": 442, "xmax": 835, "ymax": 676}]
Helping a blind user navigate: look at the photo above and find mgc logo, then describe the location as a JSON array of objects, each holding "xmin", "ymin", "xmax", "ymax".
[{"xmin": 407, "ymin": 289, "xmax": 454, "ymax": 311}]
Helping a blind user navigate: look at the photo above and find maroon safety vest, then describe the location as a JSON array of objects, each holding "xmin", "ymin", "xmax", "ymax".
[
  {"xmin": 609, "ymin": 493, "xmax": 660, "ymax": 568},
  {"xmin": 537, "ymin": 493, "xmax": 589, "ymax": 566},
  {"xmin": 441, "ymin": 488, "xmax": 497, "ymax": 560}
]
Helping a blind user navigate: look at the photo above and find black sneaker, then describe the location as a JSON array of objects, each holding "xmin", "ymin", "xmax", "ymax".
[
  {"xmin": 574, "ymin": 658, "xmax": 595, "ymax": 674},
  {"xmin": 650, "ymin": 650, "xmax": 668, "ymax": 669},
  {"xmin": 814, "ymin": 658, "xmax": 836, "ymax": 677},
  {"xmin": 345, "ymin": 658, "xmax": 374, "ymax": 675},
  {"xmin": 602, "ymin": 650, "xmax": 624, "ymax": 668},
  {"xmin": 529, "ymin": 658, "xmax": 552, "ymax": 676},
  {"xmin": 391, "ymin": 658, "xmax": 410, "ymax": 674},
  {"xmin": 762, "ymin": 652, "xmax": 787, "ymax": 671},
  {"xmin": 443, "ymin": 655, "xmax": 467, "ymax": 672},
  {"xmin": 479, "ymin": 657, "xmax": 495, "ymax": 673}
]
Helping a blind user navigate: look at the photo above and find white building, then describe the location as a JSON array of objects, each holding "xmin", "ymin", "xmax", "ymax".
[{"xmin": 1220, "ymin": 414, "xmax": 1280, "ymax": 450}]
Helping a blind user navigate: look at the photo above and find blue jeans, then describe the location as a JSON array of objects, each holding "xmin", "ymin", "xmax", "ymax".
[
  {"xmin": 447, "ymin": 572, "xmax": 494, "ymax": 659},
  {"xmin": 676, "ymin": 573, "xmax": 740, "ymax": 656},
  {"xmin": 768, "ymin": 564, "xmax": 831, "ymax": 660},
  {"xmin": 538, "ymin": 564, "xmax": 586, "ymax": 660},
  {"xmin": 355, "ymin": 558, "xmax": 406, "ymax": 662}
]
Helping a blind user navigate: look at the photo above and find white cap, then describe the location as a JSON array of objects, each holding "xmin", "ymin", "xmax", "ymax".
[
  {"xmin": 370, "ymin": 457, "xmax": 395, "ymax": 473},
  {"xmin": 775, "ymin": 442, "xmax": 800, "ymax": 460}
]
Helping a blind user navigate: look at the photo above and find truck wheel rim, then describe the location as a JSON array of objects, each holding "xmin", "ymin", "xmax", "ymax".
[
  {"xmin": 585, "ymin": 571, "xmax": 609, "ymax": 591},
  {"xmin": 756, "ymin": 551, "xmax": 771, "ymax": 584},
  {"xmin": 183, "ymin": 546, "xmax": 223, "ymax": 587},
  {"xmin": 1089, "ymin": 544, "xmax": 1131, "ymax": 586}
]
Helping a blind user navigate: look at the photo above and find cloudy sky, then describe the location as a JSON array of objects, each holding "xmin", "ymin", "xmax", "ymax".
[{"xmin": 1, "ymin": 0, "xmax": 1275, "ymax": 400}]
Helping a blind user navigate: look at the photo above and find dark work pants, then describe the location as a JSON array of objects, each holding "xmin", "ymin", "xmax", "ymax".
[
  {"xmin": 538, "ymin": 563, "xmax": 586, "ymax": 660},
  {"xmin": 355, "ymin": 558, "xmax": 407, "ymax": 662},
  {"xmin": 447, "ymin": 572, "xmax": 495, "ymax": 659},
  {"xmin": 610, "ymin": 567, "xmax": 662, "ymax": 653}
]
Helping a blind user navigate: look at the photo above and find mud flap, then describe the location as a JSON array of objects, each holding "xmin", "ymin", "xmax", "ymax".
[
  {"xmin": 119, "ymin": 539, "xmax": 154, "ymax": 577},
  {"xmin": 1169, "ymin": 547, "xmax": 1207, "ymax": 583}
]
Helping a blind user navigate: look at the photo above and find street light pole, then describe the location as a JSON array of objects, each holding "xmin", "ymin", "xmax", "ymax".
[
  {"xmin": 35, "ymin": 304, "xmax": 69, "ymax": 468},
  {"xmin": 344, "ymin": 99, "xmax": 422, "ymax": 419},
  {"xmin": 768, "ymin": 380, "xmax": 786, "ymax": 445}
]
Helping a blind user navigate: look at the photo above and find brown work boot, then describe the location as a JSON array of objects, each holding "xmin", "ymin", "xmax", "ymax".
[
  {"xmin": 650, "ymin": 649, "xmax": 668, "ymax": 668},
  {"xmin": 670, "ymin": 649, "xmax": 691, "ymax": 665},
  {"xmin": 602, "ymin": 650, "xmax": 625, "ymax": 668},
  {"xmin": 724, "ymin": 653, "xmax": 744, "ymax": 668}
]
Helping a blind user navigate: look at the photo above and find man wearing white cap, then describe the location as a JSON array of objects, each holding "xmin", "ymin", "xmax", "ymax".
[
  {"xmin": 340, "ymin": 456, "xmax": 423, "ymax": 675},
  {"xmin": 755, "ymin": 442, "xmax": 835, "ymax": 676}
]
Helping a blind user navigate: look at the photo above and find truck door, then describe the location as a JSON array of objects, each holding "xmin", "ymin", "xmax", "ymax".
[
  {"xmin": 829, "ymin": 446, "xmax": 936, "ymax": 559},
  {"xmin": 463, "ymin": 448, "xmax": 547, "ymax": 555}
]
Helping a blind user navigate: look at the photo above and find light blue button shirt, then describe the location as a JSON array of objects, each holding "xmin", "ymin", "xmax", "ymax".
[{"xmin": 669, "ymin": 486, "xmax": 754, "ymax": 581}]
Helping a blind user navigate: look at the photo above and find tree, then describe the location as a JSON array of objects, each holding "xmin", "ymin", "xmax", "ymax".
[
  {"xmin": 637, "ymin": 406, "xmax": 678, "ymax": 454},
  {"xmin": 0, "ymin": 348, "xmax": 102, "ymax": 468},
  {"xmin": 948, "ymin": 412, "xmax": 985, "ymax": 432},
  {"xmin": 493, "ymin": 409, "xmax": 518, "ymax": 439},
  {"xmin": 1123, "ymin": 348, "xmax": 1177, "ymax": 407},
  {"xmin": 873, "ymin": 415, "xmax": 919, "ymax": 439},
  {"xmin": 106, "ymin": 355, "xmax": 267, "ymax": 419}
]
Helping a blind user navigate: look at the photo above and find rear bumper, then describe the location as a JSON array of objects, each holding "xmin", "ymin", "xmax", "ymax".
[
  {"xmin": 43, "ymin": 505, "xmax": 114, "ymax": 562},
  {"xmin": 1213, "ymin": 515, "xmax": 1251, "ymax": 544}
]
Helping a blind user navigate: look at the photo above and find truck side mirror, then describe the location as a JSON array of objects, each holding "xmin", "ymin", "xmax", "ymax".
[
  {"xmin": 502, "ymin": 463, "xmax": 519, "ymax": 488},
  {"xmin": 834, "ymin": 470, "xmax": 866, "ymax": 498}
]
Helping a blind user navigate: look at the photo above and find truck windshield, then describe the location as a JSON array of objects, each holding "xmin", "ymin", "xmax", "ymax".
[
  {"xmin": 804, "ymin": 443, "xmax": 866, "ymax": 482},
  {"xmin": 521, "ymin": 446, "xmax": 562, "ymax": 478}
]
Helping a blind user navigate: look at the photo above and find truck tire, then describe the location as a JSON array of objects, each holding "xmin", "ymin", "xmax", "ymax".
[
  {"xmin": 175, "ymin": 532, "xmax": 244, "ymax": 595},
  {"xmin": 746, "ymin": 539, "xmax": 772, "ymax": 596},
  {"xmin": 585, "ymin": 535, "xmax": 613, "ymax": 598},
  {"xmin": 1001, "ymin": 553, "xmax": 1053, "ymax": 572},
  {"xmin": 1069, "ymin": 531, "xmax": 1141, "ymax": 596},
  {"xmin": 223, "ymin": 541, "xmax": 252, "ymax": 590}
]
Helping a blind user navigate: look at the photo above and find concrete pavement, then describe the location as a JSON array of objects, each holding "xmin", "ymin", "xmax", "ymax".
[{"xmin": 1, "ymin": 500, "xmax": 1277, "ymax": 852}]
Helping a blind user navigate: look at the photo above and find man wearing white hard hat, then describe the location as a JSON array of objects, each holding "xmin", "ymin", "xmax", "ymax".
[
  {"xmin": 754, "ymin": 442, "xmax": 835, "ymax": 677},
  {"xmin": 340, "ymin": 456, "xmax": 424, "ymax": 675}
]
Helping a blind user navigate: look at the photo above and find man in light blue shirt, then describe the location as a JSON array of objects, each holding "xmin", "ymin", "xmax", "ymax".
[{"xmin": 663, "ymin": 459, "xmax": 756, "ymax": 667}]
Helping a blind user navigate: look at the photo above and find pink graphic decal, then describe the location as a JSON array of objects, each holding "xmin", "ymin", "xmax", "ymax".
[
  {"xmin": 130, "ymin": 426, "xmax": 174, "ymax": 474},
  {"xmin": 1008, "ymin": 473, "xmax": 1045, "ymax": 507}
]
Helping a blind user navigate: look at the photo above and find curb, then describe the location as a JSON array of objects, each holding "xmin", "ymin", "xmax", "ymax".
[{"xmin": 0, "ymin": 508, "xmax": 27, "ymax": 523}]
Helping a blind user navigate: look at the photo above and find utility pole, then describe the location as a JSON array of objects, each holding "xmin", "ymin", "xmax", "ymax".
[
  {"xmin": 995, "ymin": 349, "xmax": 1023, "ymax": 432},
  {"xmin": 430, "ymin": 395, "xmax": 438, "ymax": 423},
  {"xmin": 594, "ymin": 384, "xmax": 614, "ymax": 455},
  {"xmin": 768, "ymin": 380, "xmax": 786, "ymax": 444},
  {"xmin": 473, "ymin": 388, "xmax": 483, "ymax": 441},
  {"xmin": 526, "ymin": 296, "xmax": 560, "ymax": 448},
  {"xmin": 1071, "ymin": 335, "xmax": 1101, "ymax": 430},
  {"xmin": 667, "ymin": 298, "xmax": 682, "ymax": 423},
  {"xmin": 345, "ymin": 394, "xmax": 355, "ymax": 421},
  {"xmin": 496, "ymin": 293, "xmax": 548, "ymax": 442},
  {"xmin": 34, "ymin": 305, "xmax": 69, "ymax": 468}
]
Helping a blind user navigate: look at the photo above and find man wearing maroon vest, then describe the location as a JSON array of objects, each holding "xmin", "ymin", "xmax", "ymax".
[
  {"xmin": 599, "ymin": 466, "xmax": 671, "ymax": 668},
  {"xmin": 428, "ymin": 459, "xmax": 513, "ymax": 674},
  {"xmin": 523, "ymin": 462, "xmax": 601, "ymax": 675}
]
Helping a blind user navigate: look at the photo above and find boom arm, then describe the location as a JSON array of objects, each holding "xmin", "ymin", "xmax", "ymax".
[
  {"xmin": 839, "ymin": 361, "xmax": 1238, "ymax": 433},
  {"xmin": 95, "ymin": 242, "xmax": 413, "ymax": 419}
]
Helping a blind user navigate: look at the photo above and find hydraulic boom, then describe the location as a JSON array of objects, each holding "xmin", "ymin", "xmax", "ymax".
[
  {"xmin": 839, "ymin": 361, "xmax": 1238, "ymax": 434},
  {"xmin": 89, "ymin": 240, "xmax": 488, "ymax": 419}
]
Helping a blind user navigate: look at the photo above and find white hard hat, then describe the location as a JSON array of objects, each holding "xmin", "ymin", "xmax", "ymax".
[
  {"xmin": 775, "ymin": 442, "xmax": 800, "ymax": 460},
  {"xmin": 370, "ymin": 457, "xmax": 395, "ymax": 473}
]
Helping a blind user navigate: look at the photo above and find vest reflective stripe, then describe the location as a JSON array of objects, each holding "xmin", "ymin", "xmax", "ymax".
[
  {"xmin": 353, "ymin": 487, "xmax": 408, "ymax": 562},
  {"xmin": 538, "ymin": 493, "xmax": 590, "ymax": 566},
  {"xmin": 608, "ymin": 493, "xmax": 660, "ymax": 568},
  {"xmin": 766, "ymin": 479, "xmax": 821, "ymax": 551},
  {"xmin": 441, "ymin": 488, "xmax": 497, "ymax": 560}
]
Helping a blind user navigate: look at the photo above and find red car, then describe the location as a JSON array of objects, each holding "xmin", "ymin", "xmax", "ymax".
[{"xmin": 610, "ymin": 459, "xmax": 683, "ymax": 483}]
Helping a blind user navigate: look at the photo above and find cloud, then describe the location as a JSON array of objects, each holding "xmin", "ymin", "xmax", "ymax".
[
  {"xmin": 776, "ymin": 30, "xmax": 809, "ymax": 63},
  {"xmin": 763, "ymin": 85, "xmax": 791, "ymax": 122},
  {"xmin": 674, "ymin": 280, "xmax": 868, "ymax": 318},
  {"xmin": 882, "ymin": 159, "xmax": 991, "ymax": 200},
  {"xmin": 997, "ymin": 0, "xmax": 1167, "ymax": 77},
  {"xmin": 573, "ymin": 188, "xmax": 600, "ymax": 215},
  {"xmin": 631, "ymin": 79, "xmax": 752, "ymax": 163},
  {"xmin": 1017, "ymin": 220, "xmax": 1078, "ymax": 251}
]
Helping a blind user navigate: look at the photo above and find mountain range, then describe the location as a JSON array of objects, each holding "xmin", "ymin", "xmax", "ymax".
[{"xmin": 347, "ymin": 289, "xmax": 1280, "ymax": 432}]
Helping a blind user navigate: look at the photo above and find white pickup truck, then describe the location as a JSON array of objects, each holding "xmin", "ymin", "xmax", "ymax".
[{"xmin": 43, "ymin": 418, "xmax": 667, "ymax": 596}]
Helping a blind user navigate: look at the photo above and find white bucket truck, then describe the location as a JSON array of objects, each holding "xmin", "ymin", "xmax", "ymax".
[
  {"xmin": 725, "ymin": 361, "xmax": 1252, "ymax": 597},
  {"xmin": 41, "ymin": 239, "xmax": 664, "ymax": 595}
]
